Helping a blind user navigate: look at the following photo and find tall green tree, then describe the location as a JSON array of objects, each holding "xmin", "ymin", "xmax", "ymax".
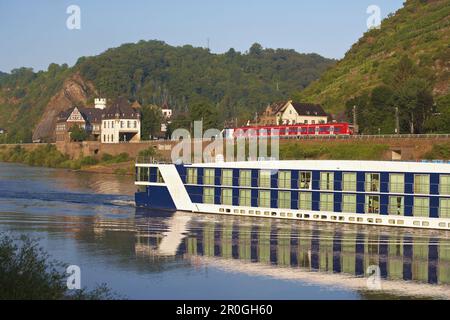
[{"xmin": 141, "ymin": 105, "xmax": 163, "ymax": 139}]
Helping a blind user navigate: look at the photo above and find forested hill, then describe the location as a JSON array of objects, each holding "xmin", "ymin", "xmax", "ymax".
[
  {"xmin": 0, "ymin": 41, "xmax": 334, "ymax": 142},
  {"xmin": 297, "ymin": 0, "xmax": 449, "ymax": 119}
]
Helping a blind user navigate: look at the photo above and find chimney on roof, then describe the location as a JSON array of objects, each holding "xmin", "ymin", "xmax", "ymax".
[{"xmin": 94, "ymin": 98, "xmax": 106, "ymax": 110}]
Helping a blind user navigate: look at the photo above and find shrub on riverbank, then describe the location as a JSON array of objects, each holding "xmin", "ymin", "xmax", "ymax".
[
  {"xmin": 423, "ymin": 142, "xmax": 450, "ymax": 160},
  {"xmin": 279, "ymin": 142, "xmax": 389, "ymax": 160},
  {"xmin": 0, "ymin": 145, "xmax": 131, "ymax": 170},
  {"xmin": 0, "ymin": 233, "xmax": 120, "ymax": 299}
]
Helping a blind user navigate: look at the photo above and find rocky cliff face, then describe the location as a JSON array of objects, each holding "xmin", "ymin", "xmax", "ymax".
[{"xmin": 32, "ymin": 74, "xmax": 97, "ymax": 142}]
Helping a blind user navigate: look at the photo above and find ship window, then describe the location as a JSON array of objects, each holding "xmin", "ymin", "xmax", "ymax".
[
  {"xmin": 222, "ymin": 169, "xmax": 233, "ymax": 186},
  {"xmin": 414, "ymin": 175, "xmax": 430, "ymax": 194},
  {"xmin": 342, "ymin": 173, "xmax": 357, "ymax": 191},
  {"xmin": 388, "ymin": 196, "xmax": 404, "ymax": 215},
  {"xmin": 278, "ymin": 171, "xmax": 291, "ymax": 189},
  {"xmin": 298, "ymin": 192, "xmax": 312, "ymax": 210},
  {"xmin": 221, "ymin": 189, "xmax": 233, "ymax": 205},
  {"xmin": 342, "ymin": 194, "xmax": 356, "ymax": 213},
  {"xmin": 320, "ymin": 193, "xmax": 334, "ymax": 212},
  {"xmin": 239, "ymin": 189, "xmax": 251, "ymax": 207},
  {"xmin": 203, "ymin": 169, "xmax": 215, "ymax": 185},
  {"xmin": 203, "ymin": 187, "xmax": 215, "ymax": 204},
  {"xmin": 440, "ymin": 199, "xmax": 450, "ymax": 219},
  {"xmin": 390, "ymin": 174, "xmax": 404, "ymax": 193},
  {"xmin": 365, "ymin": 195, "xmax": 380, "ymax": 214},
  {"xmin": 365, "ymin": 173, "xmax": 380, "ymax": 192},
  {"xmin": 137, "ymin": 167, "xmax": 149, "ymax": 182},
  {"xmin": 186, "ymin": 168, "xmax": 198, "ymax": 184},
  {"xmin": 278, "ymin": 191, "xmax": 291, "ymax": 209},
  {"xmin": 239, "ymin": 170, "xmax": 251, "ymax": 187},
  {"xmin": 320, "ymin": 172, "xmax": 334, "ymax": 191},
  {"xmin": 413, "ymin": 197, "xmax": 429, "ymax": 217},
  {"xmin": 259, "ymin": 170, "xmax": 271, "ymax": 188},
  {"xmin": 299, "ymin": 171, "xmax": 312, "ymax": 190},
  {"xmin": 156, "ymin": 169, "xmax": 164, "ymax": 183},
  {"xmin": 440, "ymin": 175, "xmax": 450, "ymax": 195},
  {"xmin": 258, "ymin": 190, "xmax": 271, "ymax": 208}
]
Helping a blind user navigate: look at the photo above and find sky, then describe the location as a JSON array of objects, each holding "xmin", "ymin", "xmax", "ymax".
[{"xmin": 0, "ymin": 0, "xmax": 405, "ymax": 73}]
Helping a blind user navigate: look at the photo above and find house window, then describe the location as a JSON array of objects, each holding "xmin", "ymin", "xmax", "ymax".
[
  {"xmin": 239, "ymin": 170, "xmax": 251, "ymax": 187},
  {"xmin": 365, "ymin": 195, "xmax": 380, "ymax": 214},
  {"xmin": 342, "ymin": 194, "xmax": 356, "ymax": 213},
  {"xmin": 320, "ymin": 193, "xmax": 334, "ymax": 212},
  {"xmin": 365, "ymin": 173, "xmax": 380, "ymax": 192},
  {"xmin": 103, "ymin": 135, "xmax": 106, "ymax": 142},
  {"xmin": 103, "ymin": 122, "xmax": 106, "ymax": 128},
  {"xmin": 259, "ymin": 170, "xmax": 271, "ymax": 188},
  {"xmin": 278, "ymin": 191, "xmax": 291, "ymax": 209},
  {"xmin": 258, "ymin": 190, "xmax": 271, "ymax": 208},
  {"xmin": 389, "ymin": 196, "xmax": 404, "ymax": 215},
  {"xmin": 414, "ymin": 175, "xmax": 430, "ymax": 194},
  {"xmin": 134, "ymin": 121, "xmax": 137, "ymax": 128},
  {"xmin": 278, "ymin": 171, "xmax": 291, "ymax": 189},
  {"xmin": 413, "ymin": 197, "xmax": 429, "ymax": 217},
  {"xmin": 221, "ymin": 189, "xmax": 233, "ymax": 205},
  {"xmin": 203, "ymin": 187, "xmax": 215, "ymax": 204},
  {"xmin": 390, "ymin": 174, "xmax": 404, "ymax": 193},
  {"xmin": 299, "ymin": 171, "xmax": 312, "ymax": 190},
  {"xmin": 203, "ymin": 169, "xmax": 215, "ymax": 185},
  {"xmin": 239, "ymin": 189, "xmax": 251, "ymax": 207},
  {"xmin": 222, "ymin": 169, "xmax": 233, "ymax": 186},
  {"xmin": 298, "ymin": 192, "xmax": 312, "ymax": 210},
  {"xmin": 440, "ymin": 198, "xmax": 450, "ymax": 219},
  {"xmin": 111, "ymin": 121, "xmax": 114, "ymax": 128},
  {"xmin": 121, "ymin": 121, "xmax": 124, "ymax": 128},
  {"xmin": 127, "ymin": 121, "xmax": 130, "ymax": 128},
  {"xmin": 342, "ymin": 173, "xmax": 357, "ymax": 191},
  {"xmin": 440, "ymin": 175, "xmax": 450, "ymax": 195},
  {"xmin": 186, "ymin": 168, "xmax": 198, "ymax": 184},
  {"xmin": 320, "ymin": 172, "xmax": 334, "ymax": 191}
]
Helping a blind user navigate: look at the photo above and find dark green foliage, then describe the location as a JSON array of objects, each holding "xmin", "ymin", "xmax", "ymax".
[
  {"xmin": 299, "ymin": 0, "xmax": 449, "ymax": 115},
  {"xmin": 280, "ymin": 142, "xmax": 389, "ymax": 160},
  {"xmin": 138, "ymin": 147, "xmax": 156, "ymax": 158},
  {"xmin": 69, "ymin": 125, "xmax": 88, "ymax": 142},
  {"xmin": 423, "ymin": 142, "xmax": 450, "ymax": 160},
  {"xmin": 0, "ymin": 41, "xmax": 333, "ymax": 142},
  {"xmin": 141, "ymin": 105, "xmax": 163, "ymax": 139},
  {"xmin": 345, "ymin": 56, "xmax": 436, "ymax": 134},
  {"xmin": 0, "ymin": 233, "xmax": 120, "ymax": 299},
  {"xmin": 74, "ymin": 40, "xmax": 334, "ymax": 124}
]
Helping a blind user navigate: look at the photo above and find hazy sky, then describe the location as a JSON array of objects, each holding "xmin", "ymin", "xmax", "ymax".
[{"xmin": 0, "ymin": 0, "xmax": 405, "ymax": 72}]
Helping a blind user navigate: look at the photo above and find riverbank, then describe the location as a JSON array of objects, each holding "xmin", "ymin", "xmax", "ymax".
[{"xmin": 0, "ymin": 144, "xmax": 138, "ymax": 175}]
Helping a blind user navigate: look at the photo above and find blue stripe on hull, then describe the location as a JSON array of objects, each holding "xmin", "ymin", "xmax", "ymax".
[{"xmin": 135, "ymin": 186, "xmax": 177, "ymax": 211}]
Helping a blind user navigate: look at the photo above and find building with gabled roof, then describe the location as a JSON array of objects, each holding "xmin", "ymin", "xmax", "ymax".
[
  {"xmin": 101, "ymin": 97, "xmax": 141, "ymax": 143},
  {"xmin": 258, "ymin": 100, "xmax": 328, "ymax": 126}
]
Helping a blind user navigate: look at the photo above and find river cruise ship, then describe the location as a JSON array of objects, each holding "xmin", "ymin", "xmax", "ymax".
[{"xmin": 135, "ymin": 160, "xmax": 450, "ymax": 230}]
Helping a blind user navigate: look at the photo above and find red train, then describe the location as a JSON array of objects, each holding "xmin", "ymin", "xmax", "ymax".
[{"xmin": 223, "ymin": 123, "xmax": 354, "ymax": 138}]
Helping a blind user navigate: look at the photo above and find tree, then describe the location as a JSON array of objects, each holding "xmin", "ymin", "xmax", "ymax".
[
  {"xmin": 141, "ymin": 105, "xmax": 163, "ymax": 140},
  {"xmin": 393, "ymin": 78, "xmax": 434, "ymax": 134},
  {"xmin": 189, "ymin": 103, "xmax": 220, "ymax": 131},
  {"xmin": 69, "ymin": 125, "xmax": 88, "ymax": 142}
]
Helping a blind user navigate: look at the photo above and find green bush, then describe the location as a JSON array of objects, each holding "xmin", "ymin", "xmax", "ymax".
[{"xmin": 0, "ymin": 233, "xmax": 121, "ymax": 300}]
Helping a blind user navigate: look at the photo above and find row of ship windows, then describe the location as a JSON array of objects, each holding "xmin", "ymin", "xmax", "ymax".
[
  {"xmin": 183, "ymin": 168, "xmax": 450, "ymax": 195},
  {"xmin": 216, "ymin": 208, "xmax": 450, "ymax": 229},
  {"xmin": 200, "ymin": 188, "xmax": 450, "ymax": 219}
]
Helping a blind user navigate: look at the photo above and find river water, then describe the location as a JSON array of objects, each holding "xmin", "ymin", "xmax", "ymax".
[{"xmin": 0, "ymin": 162, "xmax": 449, "ymax": 300}]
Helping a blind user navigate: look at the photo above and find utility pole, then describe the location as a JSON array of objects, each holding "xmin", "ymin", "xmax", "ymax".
[
  {"xmin": 353, "ymin": 105, "xmax": 359, "ymax": 135},
  {"xmin": 395, "ymin": 107, "xmax": 400, "ymax": 135}
]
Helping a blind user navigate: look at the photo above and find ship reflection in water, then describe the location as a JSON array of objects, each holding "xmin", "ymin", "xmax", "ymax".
[{"xmin": 134, "ymin": 210, "xmax": 450, "ymax": 299}]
